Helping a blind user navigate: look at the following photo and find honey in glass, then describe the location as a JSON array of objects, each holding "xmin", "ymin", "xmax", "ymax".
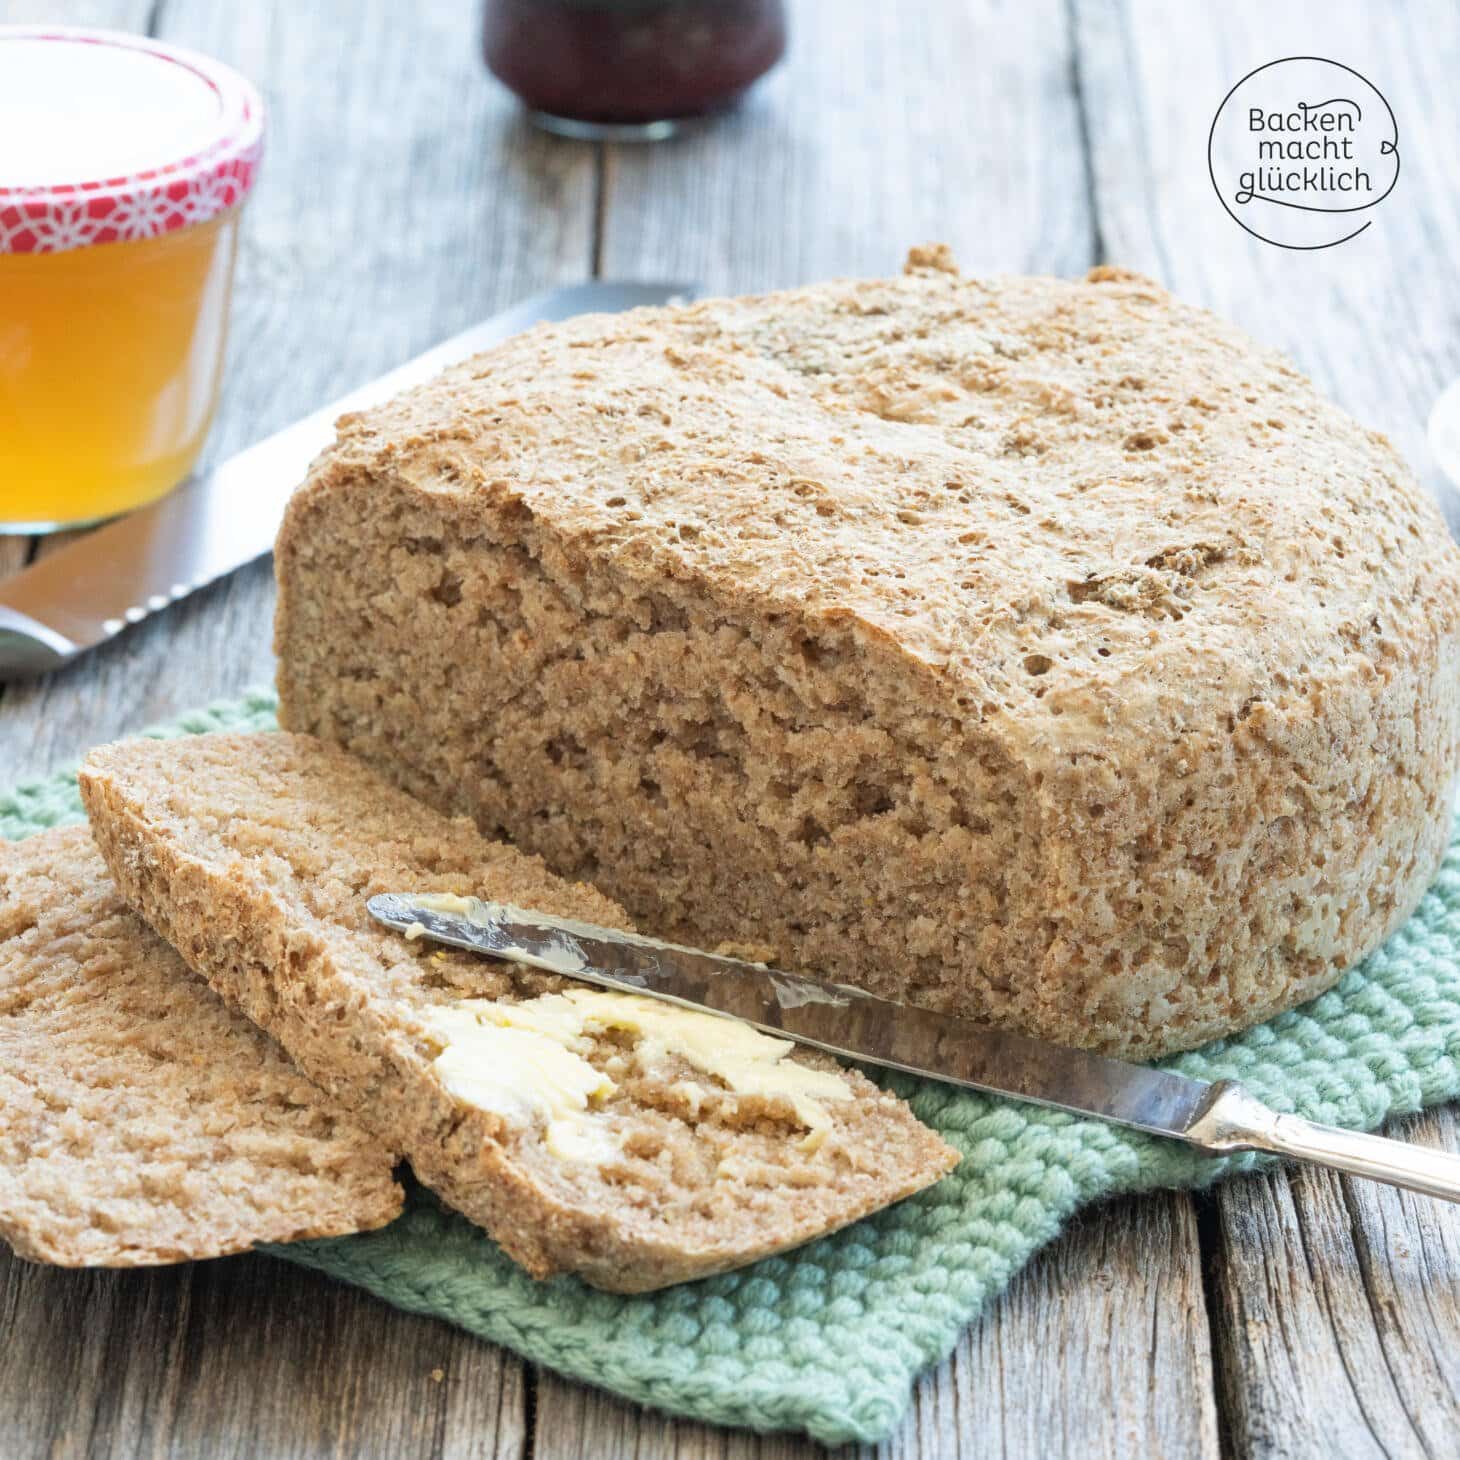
[
  {"xmin": 0, "ymin": 26, "xmax": 264, "ymax": 533},
  {"xmin": 0, "ymin": 212, "xmax": 239, "ymax": 531}
]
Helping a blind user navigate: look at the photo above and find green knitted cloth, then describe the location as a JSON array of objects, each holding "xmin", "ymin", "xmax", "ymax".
[{"xmin": 6, "ymin": 689, "xmax": 1460, "ymax": 1446}]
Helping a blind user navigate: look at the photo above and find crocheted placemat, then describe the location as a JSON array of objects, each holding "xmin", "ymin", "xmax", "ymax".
[{"xmin": 5, "ymin": 689, "xmax": 1459, "ymax": 1446}]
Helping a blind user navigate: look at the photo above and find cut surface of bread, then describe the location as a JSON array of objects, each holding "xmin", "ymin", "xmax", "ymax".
[
  {"xmin": 0, "ymin": 826, "xmax": 404, "ymax": 1266},
  {"xmin": 273, "ymin": 251, "xmax": 1460, "ymax": 1059},
  {"xmin": 80, "ymin": 732, "xmax": 958, "ymax": 1292}
]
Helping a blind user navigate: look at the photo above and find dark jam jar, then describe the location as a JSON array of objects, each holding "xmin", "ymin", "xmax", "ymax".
[{"xmin": 483, "ymin": 0, "xmax": 788, "ymax": 140}]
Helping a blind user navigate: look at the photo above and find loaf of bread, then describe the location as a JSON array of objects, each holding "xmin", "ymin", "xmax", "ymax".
[
  {"xmin": 274, "ymin": 250, "xmax": 1460, "ymax": 1058},
  {"xmin": 0, "ymin": 827, "xmax": 403, "ymax": 1265},
  {"xmin": 81, "ymin": 732, "xmax": 957, "ymax": 1292}
]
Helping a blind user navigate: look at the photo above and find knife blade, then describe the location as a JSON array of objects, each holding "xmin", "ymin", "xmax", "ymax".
[
  {"xmin": 368, "ymin": 892, "xmax": 1460, "ymax": 1205},
  {"xmin": 0, "ymin": 280, "xmax": 699, "ymax": 680}
]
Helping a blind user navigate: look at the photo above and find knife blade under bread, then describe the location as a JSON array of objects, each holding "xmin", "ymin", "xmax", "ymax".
[
  {"xmin": 368, "ymin": 892, "xmax": 1460, "ymax": 1206},
  {"xmin": 0, "ymin": 280, "xmax": 699, "ymax": 680}
]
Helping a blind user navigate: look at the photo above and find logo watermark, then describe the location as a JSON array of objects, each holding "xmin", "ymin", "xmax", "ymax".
[{"xmin": 1208, "ymin": 56, "xmax": 1399, "ymax": 249}]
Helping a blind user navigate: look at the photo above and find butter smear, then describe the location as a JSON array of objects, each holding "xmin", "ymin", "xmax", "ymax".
[{"xmin": 427, "ymin": 988, "xmax": 852, "ymax": 1160}]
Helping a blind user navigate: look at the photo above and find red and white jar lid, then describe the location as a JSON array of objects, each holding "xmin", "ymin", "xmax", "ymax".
[{"xmin": 0, "ymin": 25, "xmax": 264, "ymax": 255}]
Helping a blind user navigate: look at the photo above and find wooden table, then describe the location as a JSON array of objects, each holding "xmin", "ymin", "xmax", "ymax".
[{"xmin": 4, "ymin": 2, "xmax": 1459, "ymax": 1454}]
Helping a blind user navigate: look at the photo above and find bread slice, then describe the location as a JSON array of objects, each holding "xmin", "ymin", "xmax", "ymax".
[
  {"xmin": 0, "ymin": 826, "xmax": 403, "ymax": 1266},
  {"xmin": 80, "ymin": 732, "xmax": 958, "ymax": 1292},
  {"xmin": 273, "ymin": 251, "xmax": 1460, "ymax": 1059}
]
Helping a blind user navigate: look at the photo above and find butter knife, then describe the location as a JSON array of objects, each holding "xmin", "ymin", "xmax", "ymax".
[
  {"xmin": 0, "ymin": 280, "xmax": 698, "ymax": 680},
  {"xmin": 368, "ymin": 893, "xmax": 1460, "ymax": 1205}
]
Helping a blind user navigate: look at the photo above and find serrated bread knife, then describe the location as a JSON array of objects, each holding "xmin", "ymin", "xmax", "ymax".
[
  {"xmin": 0, "ymin": 281, "xmax": 698, "ymax": 680},
  {"xmin": 368, "ymin": 893, "xmax": 1460, "ymax": 1205}
]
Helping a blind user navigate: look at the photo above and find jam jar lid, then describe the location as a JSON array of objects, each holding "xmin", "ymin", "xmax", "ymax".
[{"xmin": 0, "ymin": 25, "xmax": 264, "ymax": 255}]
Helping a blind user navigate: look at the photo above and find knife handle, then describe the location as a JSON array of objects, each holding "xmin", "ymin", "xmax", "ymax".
[{"xmin": 1188, "ymin": 1080, "xmax": 1460, "ymax": 1204}]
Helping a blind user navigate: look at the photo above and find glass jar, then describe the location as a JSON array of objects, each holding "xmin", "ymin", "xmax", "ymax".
[
  {"xmin": 0, "ymin": 27, "xmax": 264, "ymax": 533},
  {"xmin": 483, "ymin": 0, "xmax": 787, "ymax": 140}
]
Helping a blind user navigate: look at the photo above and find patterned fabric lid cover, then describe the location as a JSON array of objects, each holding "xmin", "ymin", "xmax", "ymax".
[{"xmin": 0, "ymin": 25, "xmax": 264, "ymax": 255}]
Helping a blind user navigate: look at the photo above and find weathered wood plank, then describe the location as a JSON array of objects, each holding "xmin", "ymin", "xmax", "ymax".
[
  {"xmin": 0, "ymin": 1247, "xmax": 527, "ymax": 1460},
  {"xmin": 0, "ymin": 0, "xmax": 590, "ymax": 1455},
  {"xmin": 535, "ymin": 3, "xmax": 1219, "ymax": 1456},
  {"xmin": 938, "ymin": 1194, "xmax": 1216, "ymax": 1460},
  {"xmin": 0, "ymin": 0, "xmax": 596, "ymax": 786},
  {"xmin": 597, "ymin": 0, "xmax": 1094, "ymax": 291},
  {"xmin": 532, "ymin": 1194, "xmax": 1217, "ymax": 1460},
  {"xmin": 1074, "ymin": 3, "xmax": 1460, "ymax": 1453},
  {"xmin": 531, "ymin": 1378, "xmax": 808, "ymax": 1460},
  {"xmin": 1205, "ymin": 1109, "xmax": 1460, "ymax": 1459}
]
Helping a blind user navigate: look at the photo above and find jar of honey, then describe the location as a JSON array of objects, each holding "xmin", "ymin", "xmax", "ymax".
[{"xmin": 0, "ymin": 27, "xmax": 264, "ymax": 533}]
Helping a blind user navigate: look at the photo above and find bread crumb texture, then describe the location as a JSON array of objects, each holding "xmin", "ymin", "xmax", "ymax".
[
  {"xmin": 0, "ymin": 827, "xmax": 403, "ymax": 1265},
  {"xmin": 274, "ymin": 254, "xmax": 1460, "ymax": 1058},
  {"xmin": 79, "ymin": 733, "xmax": 957, "ymax": 1291}
]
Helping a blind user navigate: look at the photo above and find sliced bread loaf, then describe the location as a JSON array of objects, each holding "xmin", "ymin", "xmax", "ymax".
[
  {"xmin": 273, "ymin": 251, "xmax": 1460, "ymax": 1058},
  {"xmin": 0, "ymin": 826, "xmax": 403, "ymax": 1265},
  {"xmin": 80, "ymin": 732, "xmax": 958, "ymax": 1292}
]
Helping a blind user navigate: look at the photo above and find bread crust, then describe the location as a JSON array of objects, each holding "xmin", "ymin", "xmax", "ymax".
[
  {"xmin": 274, "ymin": 255, "xmax": 1460, "ymax": 1057},
  {"xmin": 81, "ymin": 733, "xmax": 957, "ymax": 1292}
]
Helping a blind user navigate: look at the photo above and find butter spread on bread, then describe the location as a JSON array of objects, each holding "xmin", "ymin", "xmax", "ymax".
[{"xmin": 80, "ymin": 731, "xmax": 957, "ymax": 1292}]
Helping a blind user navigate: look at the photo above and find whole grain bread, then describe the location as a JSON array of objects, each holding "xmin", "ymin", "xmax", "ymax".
[
  {"xmin": 0, "ymin": 826, "xmax": 403, "ymax": 1266},
  {"xmin": 273, "ymin": 249, "xmax": 1460, "ymax": 1058},
  {"xmin": 80, "ymin": 732, "xmax": 958, "ymax": 1292}
]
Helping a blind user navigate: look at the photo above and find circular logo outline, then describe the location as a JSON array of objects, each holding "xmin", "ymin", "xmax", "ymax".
[{"xmin": 1207, "ymin": 55, "xmax": 1400, "ymax": 251}]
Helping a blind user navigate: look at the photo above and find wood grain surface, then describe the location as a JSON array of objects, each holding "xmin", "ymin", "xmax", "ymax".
[
  {"xmin": 2, "ymin": 1, "xmax": 1457, "ymax": 1456},
  {"xmin": 1073, "ymin": 6, "xmax": 1460, "ymax": 1455}
]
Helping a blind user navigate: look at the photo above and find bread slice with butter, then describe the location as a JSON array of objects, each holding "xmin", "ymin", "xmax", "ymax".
[
  {"xmin": 0, "ymin": 826, "xmax": 404, "ymax": 1265},
  {"xmin": 80, "ymin": 732, "xmax": 958, "ymax": 1292}
]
